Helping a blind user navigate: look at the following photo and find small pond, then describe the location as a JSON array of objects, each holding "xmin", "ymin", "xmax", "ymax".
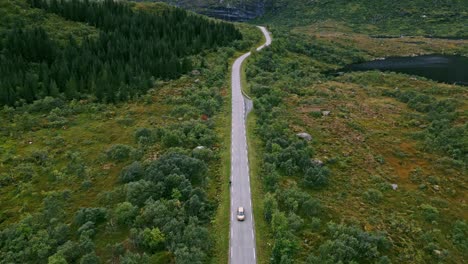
[{"xmin": 340, "ymin": 54, "xmax": 468, "ymax": 86}]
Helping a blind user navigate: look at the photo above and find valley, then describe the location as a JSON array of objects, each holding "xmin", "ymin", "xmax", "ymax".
[{"xmin": 0, "ymin": 0, "xmax": 466, "ymax": 263}]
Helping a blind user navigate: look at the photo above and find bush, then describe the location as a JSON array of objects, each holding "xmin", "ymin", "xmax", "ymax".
[
  {"xmin": 134, "ymin": 128, "xmax": 154, "ymax": 144},
  {"xmin": 106, "ymin": 144, "xmax": 133, "ymax": 161},
  {"xmin": 192, "ymin": 147, "xmax": 214, "ymax": 161},
  {"xmin": 287, "ymin": 213, "xmax": 304, "ymax": 232},
  {"xmin": 119, "ymin": 162, "xmax": 143, "ymax": 183},
  {"xmin": 307, "ymin": 223, "xmax": 391, "ymax": 263},
  {"xmin": 80, "ymin": 252, "xmax": 100, "ymax": 264},
  {"xmin": 145, "ymin": 153, "xmax": 207, "ymax": 184},
  {"xmin": 303, "ymin": 166, "xmax": 330, "ymax": 188},
  {"xmin": 310, "ymin": 217, "xmax": 321, "ymax": 231},
  {"xmin": 302, "ymin": 197, "xmax": 322, "ymax": 217},
  {"xmin": 126, "ymin": 180, "xmax": 160, "ymax": 206},
  {"xmin": 133, "ymin": 227, "xmax": 165, "ymax": 252},
  {"xmin": 114, "ymin": 202, "xmax": 138, "ymax": 226},
  {"xmin": 420, "ymin": 204, "xmax": 439, "ymax": 222},
  {"xmin": 363, "ymin": 188, "xmax": 384, "ymax": 204},
  {"xmin": 451, "ymin": 220, "xmax": 467, "ymax": 250},
  {"xmin": 77, "ymin": 221, "xmax": 96, "ymax": 238},
  {"xmin": 74, "ymin": 208, "xmax": 107, "ymax": 226}
]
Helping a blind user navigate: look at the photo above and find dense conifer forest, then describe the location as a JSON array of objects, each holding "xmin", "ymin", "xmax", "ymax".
[{"xmin": 0, "ymin": 0, "xmax": 241, "ymax": 105}]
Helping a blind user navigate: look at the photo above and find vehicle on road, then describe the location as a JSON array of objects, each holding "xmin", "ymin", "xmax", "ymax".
[{"xmin": 236, "ymin": 207, "xmax": 245, "ymax": 221}]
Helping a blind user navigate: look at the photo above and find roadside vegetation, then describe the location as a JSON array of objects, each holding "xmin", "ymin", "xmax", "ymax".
[
  {"xmin": 246, "ymin": 2, "xmax": 467, "ymax": 263},
  {"xmin": 0, "ymin": 0, "xmax": 261, "ymax": 263}
]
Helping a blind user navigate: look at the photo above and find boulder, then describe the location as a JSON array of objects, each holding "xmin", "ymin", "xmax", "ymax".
[
  {"xmin": 297, "ymin": 132, "xmax": 312, "ymax": 141},
  {"xmin": 322, "ymin": 111, "xmax": 331, "ymax": 116},
  {"xmin": 391, "ymin": 184, "xmax": 398, "ymax": 190},
  {"xmin": 312, "ymin": 159, "xmax": 324, "ymax": 166}
]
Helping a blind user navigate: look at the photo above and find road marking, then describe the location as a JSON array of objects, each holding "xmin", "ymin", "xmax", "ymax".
[{"xmin": 253, "ymin": 248, "xmax": 256, "ymax": 260}]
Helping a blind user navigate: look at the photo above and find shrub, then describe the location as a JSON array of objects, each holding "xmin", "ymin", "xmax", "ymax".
[
  {"xmin": 192, "ymin": 147, "xmax": 214, "ymax": 161},
  {"xmin": 420, "ymin": 204, "xmax": 439, "ymax": 222},
  {"xmin": 106, "ymin": 144, "xmax": 133, "ymax": 161},
  {"xmin": 134, "ymin": 128, "xmax": 154, "ymax": 144},
  {"xmin": 28, "ymin": 97, "xmax": 65, "ymax": 113},
  {"xmin": 451, "ymin": 220, "xmax": 467, "ymax": 250},
  {"xmin": 310, "ymin": 217, "xmax": 321, "ymax": 231},
  {"xmin": 133, "ymin": 227, "xmax": 165, "ymax": 252},
  {"xmin": 303, "ymin": 166, "xmax": 330, "ymax": 188},
  {"xmin": 114, "ymin": 202, "xmax": 138, "ymax": 226},
  {"xmin": 119, "ymin": 162, "xmax": 143, "ymax": 183},
  {"xmin": 77, "ymin": 221, "xmax": 96, "ymax": 238},
  {"xmin": 145, "ymin": 153, "xmax": 207, "ymax": 184},
  {"xmin": 80, "ymin": 252, "xmax": 100, "ymax": 264},
  {"xmin": 287, "ymin": 213, "xmax": 304, "ymax": 232},
  {"xmin": 302, "ymin": 197, "xmax": 322, "ymax": 217},
  {"xmin": 46, "ymin": 108, "xmax": 69, "ymax": 128},
  {"xmin": 363, "ymin": 188, "xmax": 384, "ymax": 204},
  {"xmin": 307, "ymin": 223, "xmax": 391, "ymax": 263},
  {"xmin": 126, "ymin": 180, "xmax": 160, "ymax": 206},
  {"xmin": 74, "ymin": 208, "xmax": 107, "ymax": 226}
]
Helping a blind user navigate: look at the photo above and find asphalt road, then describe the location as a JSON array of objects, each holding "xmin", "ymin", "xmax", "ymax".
[{"xmin": 229, "ymin": 26, "xmax": 272, "ymax": 264}]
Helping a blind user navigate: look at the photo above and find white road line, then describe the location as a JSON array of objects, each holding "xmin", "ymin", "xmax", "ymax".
[{"xmin": 253, "ymin": 248, "xmax": 256, "ymax": 260}]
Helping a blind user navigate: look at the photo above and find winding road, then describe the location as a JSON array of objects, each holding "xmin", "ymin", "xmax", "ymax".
[{"xmin": 229, "ymin": 26, "xmax": 272, "ymax": 264}]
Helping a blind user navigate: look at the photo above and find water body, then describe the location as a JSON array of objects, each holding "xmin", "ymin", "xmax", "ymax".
[{"xmin": 341, "ymin": 55, "xmax": 468, "ymax": 86}]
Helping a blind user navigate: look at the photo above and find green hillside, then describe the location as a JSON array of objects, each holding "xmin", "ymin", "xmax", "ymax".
[
  {"xmin": 261, "ymin": 0, "xmax": 468, "ymax": 37},
  {"xmin": 0, "ymin": 0, "xmax": 261, "ymax": 263},
  {"xmin": 245, "ymin": 1, "xmax": 468, "ymax": 264}
]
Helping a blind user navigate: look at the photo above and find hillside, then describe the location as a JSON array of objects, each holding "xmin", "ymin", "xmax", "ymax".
[
  {"xmin": 142, "ymin": 0, "xmax": 268, "ymax": 21},
  {"xmin": 260, "ymin": 0, "xmax": 468, "ymax": 37},
  {"xmin": 243, "ymin": 1, "xmax": 468, "ymax": 264},
  {"xmin": 0, "ymin": 1, "xmax": 261, "ymax": 263}
]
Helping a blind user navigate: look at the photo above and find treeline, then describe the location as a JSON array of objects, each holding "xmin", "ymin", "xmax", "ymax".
[{"xmin": 0, "ymin": 0, "xmax": 241, "ymax": 105}]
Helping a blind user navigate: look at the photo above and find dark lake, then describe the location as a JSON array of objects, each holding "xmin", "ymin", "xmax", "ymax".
[{"xmin": 341, "ymin": 55, "xmax": 468, "ymax": 86}]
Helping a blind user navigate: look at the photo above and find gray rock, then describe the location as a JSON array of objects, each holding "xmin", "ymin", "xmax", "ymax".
[
  {"xmin": 195, "ymin": 146, "xmax": 206, "ymax": 150},
  {"xmin": 391, "ymin": 184, "xmax": 398, "ymax": 190},
  {"xmin": 322, "ymin": 111, "xmax": 331, "ymax": 116},
  {"xmin": 433, "ymin": 185, "xmax": 440, "ymax": 191},
  {"xmin": 312, "ymin": 159, "xmax": 324, "ymax": 166},
  {"xmin": 297, "ymin": 132, "xmax": 312, "ymax": 141}
]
